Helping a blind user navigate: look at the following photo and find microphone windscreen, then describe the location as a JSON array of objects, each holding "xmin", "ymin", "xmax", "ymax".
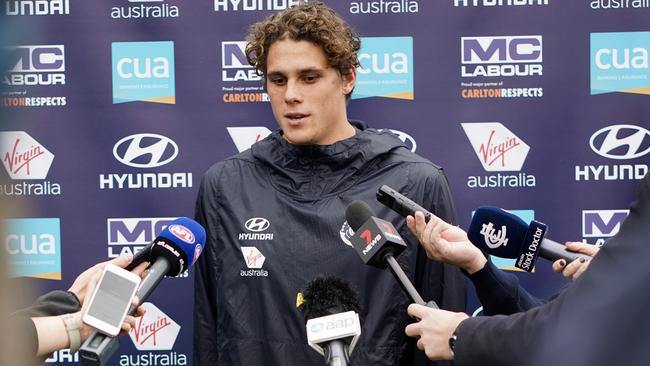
[
  {"xmin": 345, "ymin": 200, "xmax": 375, "ymax": 232},
  {"xmin": 154, "ymin": 217, "xmax": 207, "ymax": 274},
  {"xmin": 300, "ymin": 276, "xmax": 361, "ymax": 321},
  {"xmin": 468, "ymin": 206, "xmax": 528, "ymax": 258}
]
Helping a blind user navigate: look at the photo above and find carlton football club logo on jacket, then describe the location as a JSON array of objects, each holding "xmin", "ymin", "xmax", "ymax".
[
  {"xmin": 99, "ymin": 133, "xmax": 192, "ymax": 190},
  {"xmin": 461, "ymin": 122, "xmax": 536, "ymax": 188},
  {"xmin": 0, "ymin": 131, "xmax": 61, "ymax": 196},
  {"xmin": 125, "ymin": 302, "xmax": 187, "ymax": 365},
  {"xmin": 575, "ymin": 124, "xmax": 650, "ymax": 181}
]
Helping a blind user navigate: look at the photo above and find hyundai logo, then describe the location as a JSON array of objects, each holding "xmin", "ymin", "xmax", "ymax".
[
  {"xmin": 589, "ymin": 124, "xmax": 650, "ymax": 160},
  {"xmin": 245, "ymin": 218, "xmax": 270, "ymax": 232},
  {"xmin": 113, "ymin": 133, "xmax": 179, "ymax": 168}
]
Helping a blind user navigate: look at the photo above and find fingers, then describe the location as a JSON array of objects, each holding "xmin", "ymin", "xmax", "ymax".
[
  {"xmin": 562, "ymin": 258, "xmax": 589, "ymax": 281},
  {"xmin": 121, "ymin": 315, "xmax": 137, "ymax": 333},
  {"xmin": 109, "ymin": 254, "xmax": 135, "ymax": 269},
  {"xmin": 405, "ymin": 322, "xmax": 421, "ymax": 338},
  {"xmin": 131, "ymin": 261, "xmax": 150, "ymax": 277},
  {"xmin": 565, "ymin": 241, "xmax": 599, "ymax": 257},
  {"xmin": 407, "ymin": 303, "xmax": 430, "ymax": 320},
  {"xmin": 552, "ymin": 259, "xmax": 567, "ymax": 273}
]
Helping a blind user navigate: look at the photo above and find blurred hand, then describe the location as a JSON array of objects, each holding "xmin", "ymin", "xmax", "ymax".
[
  {"xmin": 405, "ymin": 304, "xmax": 468, "ymax": 361},
  {"xmin": 552, "ymin": 242, "xmax": 600, "ymax": 281},
  {"xmin": 407, "ymin": 211, "xmax": 486, "ymax": 274},
  {"xmin": 68, "ymin": 255, "xmax": 148, "ymax": 303},
  {"xmin": 68, "ymin": 254, "xmax": 149, "ymax": 340}
]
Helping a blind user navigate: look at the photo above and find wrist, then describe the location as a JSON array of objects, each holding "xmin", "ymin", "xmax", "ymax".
[{"xmin": 464, "ymin": 255, "xmax": 487, "ymax": 275}]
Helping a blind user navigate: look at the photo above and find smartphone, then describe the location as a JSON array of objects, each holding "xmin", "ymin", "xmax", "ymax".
[{"xmin": 82, "ymin": 264, "xmax": 141, "ymax": 336}]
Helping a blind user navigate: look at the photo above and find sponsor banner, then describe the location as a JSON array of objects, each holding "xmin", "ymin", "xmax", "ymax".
[
  {"xmin": 453, "ymin": 0, "xmax": 548, "ymax": 6},
  {"xmin": 100, "ymin": 133, "xmax": 192, "ymax": 190},
  {"xmin": 590, "ymin": 0, "xmax": 650, "ymax": 9},
  {"xmin": 461, "ymin": 122, "xmax": 536, "ymax": 188},
  {"xmin": 575, "ymin": 124, "xmax": 650, "ymax": 181},
  {"xmin": 220, "ymin": 41, "xmax": 267, "ymax": 103},
  {"xmin": 4, "ymin": 218, "xmax": 62, "ymax": 279},
  {"xmin": 582, "ymin": 209, "xmax": 629, "ymax": 246},
  {"xmin": 112, "ymin": 41, "xmax": 175, "ymax": 104},
  {"xmin": 348, "ymin": 0, "xmax": 419, "ymax": 14},
  {"xmin": 213, "ymin": 0, "xmax": 301, "ymax": 11},
  {"xmin": 591, "ymin": 32, "xmax": 650, "ymax": 95},
  {"xmin": 460, "ymin": 35, "xmax": 543, "ymax": 99},
  {"xmin": 227, "ymin": 126, "xmax": 272, "ymax": 152},
  {"xmin": 3, "ymin": 0, "xmax": 69, "ymax": 15},
  {"xmin": 124, "ymin": 302, "xmax": 188, "ymax": 365},
  {"xmin": 354, "ymin": 37, "xmax": 413, "ymax": 100},
  {"xmin": 0, "ymin": 131, "xmax": 62, "ymax": 196},
  {"xmin": 1, "ymin": 45, "xmax": 67, "ymax": 107},
  {"xmin": 107, "ymin": 217, "xmax": 177, "ymax": 258},
  {"xmin": 111, "ymin": 0, "xmax": 180, "ymax": 19}
]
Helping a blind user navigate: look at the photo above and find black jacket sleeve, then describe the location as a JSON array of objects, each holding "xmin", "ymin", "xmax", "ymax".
[
  {"xmin": 451, "ymin": 173, "xmax": 650, "ymax": 366},
  {"xmin": 468, "ymin": 260, "xmax": 545, "ymax": 315}
]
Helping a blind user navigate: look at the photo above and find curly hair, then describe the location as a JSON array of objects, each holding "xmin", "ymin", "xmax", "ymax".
[{"xmin": 245, "ymin": 2, "xmax": 360, "ymax": 79}]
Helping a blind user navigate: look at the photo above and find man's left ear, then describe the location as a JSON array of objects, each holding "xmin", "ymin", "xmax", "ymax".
[{"xmin": 342, "ymin": 68, "xmax": 356, "ymax": 95}]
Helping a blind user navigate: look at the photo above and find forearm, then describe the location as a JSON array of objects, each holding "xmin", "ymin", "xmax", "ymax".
[{"xmin": 32, "ymin": 315, "xmax": 72, "ymax": 357}]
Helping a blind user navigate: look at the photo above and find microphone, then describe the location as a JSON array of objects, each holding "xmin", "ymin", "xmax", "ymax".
[
  {"xmin": 376, "ymin": 185, "xmax": 431, "ymax": 223},
  {"xmin": 345, "ymin": 200, "xmax": 437, "ymax": 308},
  {"xmin": 79, "ymin": 217, "xmax": 206, "ymax": 366},
  {"xmin": 468, "ymin": 206, "xmax": 592, "ymax": 272},
  {"xmin": 301, "ymin": 276, "xmax": 362, "ymax": 366}
]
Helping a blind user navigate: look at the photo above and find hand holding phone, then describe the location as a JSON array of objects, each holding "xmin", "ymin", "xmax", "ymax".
[{"xmin": 82, "ymin": 264, "xmax": 141, "ymax": 336}]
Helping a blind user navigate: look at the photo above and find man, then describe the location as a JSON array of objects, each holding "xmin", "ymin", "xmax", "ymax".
[
  {"xmin": 403, "ymin": 172, "xmax": 650, "ymax": 366},
  {"xmin": 193, "ymin": 3, "xmax": 465, "ymax": 366}
]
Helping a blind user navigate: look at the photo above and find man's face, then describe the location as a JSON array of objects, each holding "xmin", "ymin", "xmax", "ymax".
[{"xmin": 265, "ymin": 38, "xmax": 356, "ymax": 145}]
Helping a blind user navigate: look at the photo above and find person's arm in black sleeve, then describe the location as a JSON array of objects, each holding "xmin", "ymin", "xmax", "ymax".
[
  {"xmin": 468, "ymin": 260, "xmax": 545, "ymax": 315},
  {"xmin": 193, "ymin": 169, "xmax": 221, "ymax": 366}
]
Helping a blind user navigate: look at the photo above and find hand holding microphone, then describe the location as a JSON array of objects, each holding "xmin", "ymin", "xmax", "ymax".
[{"xmin": 79, "ymin": 217, "xmax": 206, "ymax": 366}]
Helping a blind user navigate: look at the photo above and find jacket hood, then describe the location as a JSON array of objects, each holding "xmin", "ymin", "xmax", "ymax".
[{"xmin": 250, "ymin": 120, "xmax": 407, "ymax": 199}]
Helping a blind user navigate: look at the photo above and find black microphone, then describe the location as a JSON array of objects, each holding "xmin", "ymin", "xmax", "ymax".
[
  {"xmin": 79, "ymin": 218, "xmax": 206, "ymax": 366},
  {"xmin": 301, "ymin": 276, "xmax": 362, "ymax": 366},
  {"xmin": 345, "ymin": 200, "xmax": 437, "ymax": 308},
  {"xmin": 468, "ymin": 206, "xmax": 592, "ymax": 272}
]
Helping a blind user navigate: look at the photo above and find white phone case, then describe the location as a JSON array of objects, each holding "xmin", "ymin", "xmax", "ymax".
[{"xmin": 82, "ymin": 263, "xmax": 141, "ymax": 336}]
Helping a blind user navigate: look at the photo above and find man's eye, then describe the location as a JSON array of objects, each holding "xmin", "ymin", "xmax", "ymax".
[
  {"xmin": 304, "ymin": 75, "xmax": 319, "ymax": 82},
  {"xmin": 270, "ymin": 78, "xmax": 286, "ymax": 85}
]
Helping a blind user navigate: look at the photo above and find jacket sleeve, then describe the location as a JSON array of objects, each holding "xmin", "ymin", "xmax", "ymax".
[
  {"xmin": 193, "ymin": 169, "xmax": 222, "ymax": 366},
  {"xmin": 468, "ymin": 260, "xmax": 545, "ymax": 315}
]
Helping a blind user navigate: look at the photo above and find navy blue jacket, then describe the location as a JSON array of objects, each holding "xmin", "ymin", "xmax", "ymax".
[{"xmin": 193, "ymin": 122, "xmax": 466, "ymax": 366}]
